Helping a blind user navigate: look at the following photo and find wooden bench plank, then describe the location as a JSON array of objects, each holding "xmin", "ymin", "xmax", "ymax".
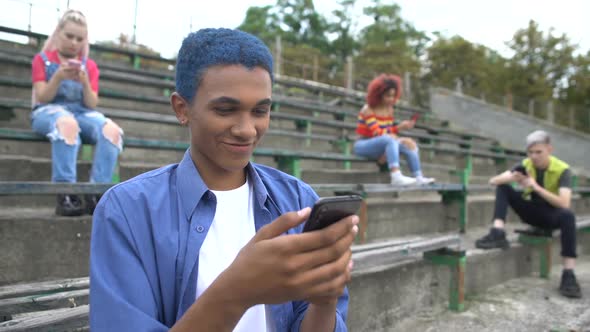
[
  {"xmin": 0, "ymin": 278, "xmax": 88, "ymax": 300},
  {"xmin": 351, "ymin": 234, "xmax": 461, "ymax": 271},
  {"xmin": 0, "ymin": 305, "xmax": 88, "ymax": 332},
  {"xmin": 0, "ymin": 290, "xmax": 88, "ymax": 315}
]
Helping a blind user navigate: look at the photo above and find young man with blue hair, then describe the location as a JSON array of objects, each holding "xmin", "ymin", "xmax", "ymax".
[{"xmin": 90, "ymin": 28, "xmax": 355, "ymax": 331}]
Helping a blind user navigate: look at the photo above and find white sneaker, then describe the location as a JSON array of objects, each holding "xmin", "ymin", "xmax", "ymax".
[
  {"xmin": 391, "ymin": 175, "xmax": 417, "ymax": 186},
  {"xmin": 415, "ymin": 176, "xmax": 435, "ymax": 185}
]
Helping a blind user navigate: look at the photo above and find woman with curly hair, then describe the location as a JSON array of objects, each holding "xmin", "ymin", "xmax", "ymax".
[{"xmin": 354, "ymin": 74, "xmax": 434, "ymax": 186}]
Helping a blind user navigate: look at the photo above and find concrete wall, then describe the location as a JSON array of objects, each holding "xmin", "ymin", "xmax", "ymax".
[{"xmin": 430, "ymin": 88, "xmax": 590, "ymax": 175}]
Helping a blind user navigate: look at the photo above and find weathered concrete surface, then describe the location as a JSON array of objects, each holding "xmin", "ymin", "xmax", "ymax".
[
  {"xmin": 0, "ymin": 208, "xmax": 91, "ymax": 286},
  {"xmin": 431, "ymin": 87, "xmax": 590, "ymax": 176},
  {"xmin": 347, "ymin": 226, "xmax": 590, "ymax": 331},
  {"xmin": 389, "ymin": 259, "xmax": 590, "ymax": 331}
]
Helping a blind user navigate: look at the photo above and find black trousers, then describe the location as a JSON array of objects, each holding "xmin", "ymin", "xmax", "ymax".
[{"xmin": 493, "ymin": 184, "xmax": 577, "ymax": 258}]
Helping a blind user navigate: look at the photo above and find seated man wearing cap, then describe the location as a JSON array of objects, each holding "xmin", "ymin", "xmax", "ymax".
[{"xmin": 475, "ymin": 130, "xmax": 581, "ymax": 298}]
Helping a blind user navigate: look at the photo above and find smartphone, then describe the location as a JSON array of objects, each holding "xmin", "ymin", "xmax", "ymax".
[
  {"xmin": 512, "ymin": 165, "xmax": 528, "ymax": 176},
  {"xmin": 302, "ymin": 195, "xmax": 362, "ymax": 232},
  {"xmin": 410, "ymin": 113, "xmax": 421, "ymax": 122},
  {"xmin": 67, "ymin": 59, "xmax": 81, "ymax": 68}
]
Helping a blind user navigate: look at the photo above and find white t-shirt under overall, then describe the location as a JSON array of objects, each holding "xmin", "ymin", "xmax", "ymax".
[{"xmin": 196, "ymin": 179, "xmax": 272, "ymax": 331}]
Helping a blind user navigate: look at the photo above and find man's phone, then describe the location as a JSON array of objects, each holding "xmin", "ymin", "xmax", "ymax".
[
  {"xmin": 513, "ymin": 165, "xmax": 528, "ymax": 176},
  {"xmin": 303, "ymin": 195, "xmax": 362, "ymax": 232},
  {"xmin": 410, "ymin": 113, "xmax": 421, "ymax": 122}
]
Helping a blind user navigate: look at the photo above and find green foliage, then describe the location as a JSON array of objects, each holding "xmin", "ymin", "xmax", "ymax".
[
  {"xmin": 507, "ymin": 20, "xmax": 576, "ymax": 101},
  {"xmin": 237, "ymin": 6, "xmax": 281, "ymax": 46},
  {"xmin": 235, "ymin": 3, "xmax": 589, "ymax": 132},
  {"xmin": 563, "ymin": 51, "xmax": 590, "ymax": 106},
  {"xmin": 425, "ymin": 36, "xmax": 508, "ymax": 98},
  {"xmin": 274, "ymin": 0, "xmax": 330, "ymax": 51},
  {"xmin": 354, "ymin": 0, "xmax": 427, "ymax": 90},
  {"xmin": 328, "ymin": 0, "xmax": 358, "ymax": 62},
  {"xmin": 360, "ymin": 1, "xmax": 429, "ymax": 58}
]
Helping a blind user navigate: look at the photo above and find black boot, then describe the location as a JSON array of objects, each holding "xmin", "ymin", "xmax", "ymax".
[
  {"xmin": 559, "ymin": 269, "xmax": 582, "ymax": 298},
  {"xmin": 55, "ymin": 194, "xmax": 84, "ymax": 217},
  {"xmin": 475, "ymin": 227, "xmax": 510, "ymax": 250},
  {"xmin": 85, "ymin": 194, "xmax": 102, "ymax": 215}
]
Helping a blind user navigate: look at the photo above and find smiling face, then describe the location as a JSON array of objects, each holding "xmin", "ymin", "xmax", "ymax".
[
  {"xmin": 57, "ymin": 21, "xmax": 87, "ymax": 59},
  {"xmin": 172, "ymin": 65, "xmax": 272, "ymax": 190}
]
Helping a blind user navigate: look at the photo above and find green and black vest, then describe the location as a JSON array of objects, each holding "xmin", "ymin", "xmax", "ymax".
[{"xmin": 522, "ymin": 155, "xmax": 569, "ymax": 195}]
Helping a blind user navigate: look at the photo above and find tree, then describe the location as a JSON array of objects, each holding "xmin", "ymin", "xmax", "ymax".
[
  {"xmin": 562, "ymin": 51, "xmax": 590, "ymax": 106},
  {"xmin": 506, "ymin": 20, "xmax": 576, "ymax": 102},
  {"xmin": 359, "ymin": 1, "xmax": 429, "ymax": 58},
  {"xmin": 354, "ymin": 1, "xmax": 428, "ymax": 92},
  {"xmin": 560, "ymin": 51, "xmax": 590, "ymax": 132},
  {"xmin": 275, "ymin": 0, "xmax": 330, "ymax": 52},
  {"xmin": 327, "ymin": 0, "xmax": 358, "ymax": 62},
  {"xmin": 237, "ymin": 6, "xmax": 281, "ymax": 46},
  {"xmin": 354, "ymin": 1, "xmax": 427, "ymax": 76},
  {"xmin": 425, "ymin": 36, "xmax": 509, "ymax": 100}
]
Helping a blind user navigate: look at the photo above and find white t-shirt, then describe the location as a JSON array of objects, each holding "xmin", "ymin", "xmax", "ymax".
[{"xmin": 196, "ymin": 179, "xmax": 272, "ymax": 331}]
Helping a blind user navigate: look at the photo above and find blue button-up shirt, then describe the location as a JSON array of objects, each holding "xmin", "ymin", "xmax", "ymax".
[{"xmin": 90, "ymin": 150, "xmax": 348, "ymax": 331}]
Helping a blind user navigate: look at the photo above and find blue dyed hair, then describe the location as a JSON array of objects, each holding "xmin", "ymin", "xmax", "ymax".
[{"xmin": 175, "ymin": 28, "xmax": 274, "ymax": 103}]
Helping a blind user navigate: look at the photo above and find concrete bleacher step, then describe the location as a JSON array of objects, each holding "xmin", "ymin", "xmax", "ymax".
[
  {"xmin": 0, "ymin": 40, "xmax": 507, "ymax": 146},
  {"xmin": 0, "ymin": 207, "xmax": 91, "ymax": 285},
  {"xmin": 0, "ymin": 222, "xmax": 587, "ymax": 331},
  {"xmin": 0, "ymin": 132, "xmax": 508, "ymax": 182},
  {"xmin": 0, "ymin": 95, "xmax": 525, "ymax": 173},
  {"xmin": 348, "ymin": 220, "xmax": 590, "ymax": 331},
  {"xmin": 0, "ymin": 154, "xmax": 459, "ymax": 185},
  {"xmin": 0, "ymin": 51, "xmax": 476, "ymax": 133},
  {"xmin": 2, "ymin": 195, "xmax": 588, "ymax": 285},
  {"xmin": 301, "ymin": 166, "xmax": 457, "ymax": 184},
  {"xmin": 0, "ymin": 138, "xmax": 482, "ymax": 178},
  {"xmin": 392, "ymin": 261, "xmax": 590, "ymax": 331}
]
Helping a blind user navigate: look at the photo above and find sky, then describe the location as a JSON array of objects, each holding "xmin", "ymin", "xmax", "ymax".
[{"xmin": 1, "ymin": 0, "xmax": 589, "ymax": 59}]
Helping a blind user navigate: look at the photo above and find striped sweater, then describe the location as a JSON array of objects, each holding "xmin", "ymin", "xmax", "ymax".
[{"xmin": 356, "ymin": 110, "xmax": 398, "ymax": 138}]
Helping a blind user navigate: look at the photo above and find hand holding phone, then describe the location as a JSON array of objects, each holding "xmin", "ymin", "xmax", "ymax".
[
  {"xmin": 512, "ymin": 165, "xmax": 528, "ymax": 176},
  {"xmin": 303, "ymin": 195, "xmax": 362, "ymax": 232},
  {"xmin": 67, "ymin": 59, "xmax": 82, "ymax": 69}
]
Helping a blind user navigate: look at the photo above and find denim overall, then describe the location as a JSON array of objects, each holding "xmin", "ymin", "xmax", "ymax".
[{"xmin": 31, "ymin": 53, "xmax": 122, "ymax": 183}]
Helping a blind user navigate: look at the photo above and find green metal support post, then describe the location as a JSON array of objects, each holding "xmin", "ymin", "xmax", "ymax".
[
  {"xmin": 334, "ymin": 139, "xmax": 352, "ymax": 170},
  {"xmin": 276, "ymin": 156, "xmax": 301, "ymax": 179},
  {"xmin": 424, "ymin": 248, "xmax": 467, "ymax": 312},
  {"xmin": 518, "ymin": 234, "xmax": 553, "ymax": 279},
  {"xmin": 444, "ymin": 155, "xmax": 471, "ymax": 232},
  {"xmin": 491, "ymin": 146, "xmax": 507, "ymax": 169},
  {"xmin": 295, "ymin": 119, "xmax": 312, "ymax": 147},
  {"xmin": 133, "ymin": 55, "xmax": 141, "ymax": 69}
]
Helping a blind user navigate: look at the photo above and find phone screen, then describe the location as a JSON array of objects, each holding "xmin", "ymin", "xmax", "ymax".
[
  {"xmin": 68, "ymin": 60, "xmax": 81, "ymax": 68},
  {"xmin": 513, "ymin": 165, "xmax": 527, "ymax": 176},
  {"xmin": 302, "ymin": 195, "xmax": 362, "ymax": 232}
]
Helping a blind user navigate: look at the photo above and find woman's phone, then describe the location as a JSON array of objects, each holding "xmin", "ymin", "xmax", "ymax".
[
  {"xmin": 303, "ymin": 195, "xmax": 362, "ymax": 232},
  {"xmin": 410, "ymin": 113, "xmax": 421, "ymax": 122},
  {"xmin": 67, "ymin": 59, "xmax": 81, "ymax": 68}
]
